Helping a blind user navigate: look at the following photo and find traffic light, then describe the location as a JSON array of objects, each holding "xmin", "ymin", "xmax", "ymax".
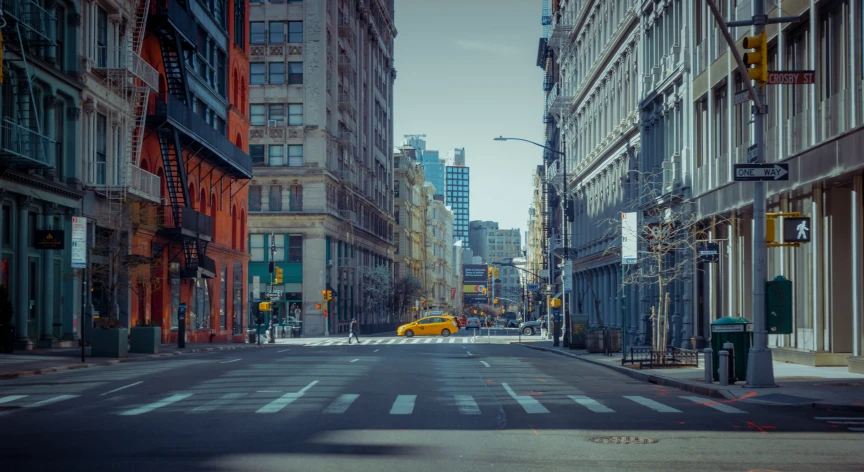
[
  {"xmin": 493, "ymin": 298, "xmax": 499, "ymax": 305},
  {"xmin": 481, "ymin": 287, "xmax": 487, "ymax": 295},
  {"xmin": 326, "ymin": 290, "xmax": 333, "ymax": 301},
  {"xmin": 258, "ymin": 301, "xmax": 271, "ymax": 311},
  {"xmin": 487, "ymin": 267, "xmax": 493, "ymax": 277},
  {"xmin": 550, "ymin": 298, "xmax": 562, "ymax": 308},
  {"xmin": 766, "ymin": 217, "xmax": 776, "ymax": 244},
  {"xmin": 743, "ymin": 31, "xmax": 767, "ymax": 86},
  {"xmin": 493, "ymin": 268, "xmax": 499, "ymax": 278},
  {"xmin": 273, "ymin": 267, "xmax": 283, "ymax": 284},
  {"xmin": 322, "ymin": 289, "xmax": 328, "ymax": 302}
]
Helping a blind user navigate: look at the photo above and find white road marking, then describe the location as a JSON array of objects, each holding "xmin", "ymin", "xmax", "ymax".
[
  {"xmin": 814, "ymin": 417, "xmax": 864, "ymax": 420},
  {"xmin": 278, "ymin": 349, "xmax": 291, "ymax": 353},
  {"xmin": 826, "ymin": 421, "xmax": 864, "ymax": 425},
  {"xmin": 436, "ymin": 338, "xmax": 443, "ymax": 344},
  {"xmin": 849, "ymin": 427, "xmax": 864, "ymax": 431},
  {"xmin": 388, "ymin": 339, "xmax": 397, "ymax": 344},
  {"xmin": 681, "ymin": 396, "xmax": 746, "ymax": 414},
  {"xmin": 455, "ymin": 395, "xmax": 480, "ymax": 415},
  {"xmin": 256, "ymin": 381, "xmax": 319, "ymax": 414},
  {"xmin": 462, "ymin": 338, "xmax": 469, "ymax": 344},
  {"xmin": 399, "ymin": 339, "xmax": 408, "ymax": 344},
  {"xmin": 466, "ymin": 351, "xmax": 472, "ymax": 356},
  {"xmin": 424, "ymin": 339, "xmax": 432, "ymax": 344},
  {"xmin": 569, "ymin": 395, "xmax": 614, "ymax": 413},
  {"xmin": 449, "ymin": 338, "xmax": 455, "ymax": 343},
  {"xmin": 373, "ymin": 349, "xmax": 380, "ymax": 353},
  {"xmin": 220, "ymin": 358, "xmax": 242, "ymax": 364},
  {"xmin": 190, "ymin": 393, "xmax": 247, "ymax": 413},
  {"xmin": 323, "ymin": 394, "xmax": 360, "ymax": 414},
  {"xmin": 479, "ymin": 361, "xmax": 490, "ymax": 367},
  {"xmin": 502, "ymin": 383, "xmax": 548, "ymax": 414},
  {"xmin": 624, "ymin": 396, "xmax": 681, "ymax": 413},
  {"xmin": 374, "ymin": 339, "xmax": 383, "ymax": 344},
  {"xmin": 119, "ymin": 394, "xmax": 193, "ymax": 416},
  {"xmin": 411, "ymin": 339, "xmax": 421, "ymax": 344},
  {"xmin": 390, "ymin": 395, "xmax": 417, "ymax": 415},
  {"xmin": 257, "ymin": 390, "xmax": 279, "ymax": 393},
  {"xmin": 350, "ymin": 359, "xmax": 359, "ymax": 363},
  {"xmin": 100, "ymin": 381, "xmax": 143, "ymax": 396},
  {"xmin": 0, "ymin": 395, "xmax": 27, "ymax": 405}
]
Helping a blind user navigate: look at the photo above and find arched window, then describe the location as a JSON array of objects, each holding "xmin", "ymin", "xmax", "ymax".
[
  {"xmin": 235, "ymin": 133, "xmax": 243, "ymax": 150},
  {"xmin": 240, "ymin": 209, "xmax": 246, "ymax": 250},
  {"xmin": 140, "ymin": 158, "xmax": 149, "ymax": 173},
  {"xmin": 231, "ymin": 204, "xmax": 238, "ymax": 249},
  {"xmin": 199, "ymin": 187, "xmax": 207, "ymax": 216},
  {"xmin": 210, "ymin": 192, "xmax": 217, "ymax": 241},
  {"xmin": 188, "ymin": 183, "xmax": 196, "ymax": 210}
]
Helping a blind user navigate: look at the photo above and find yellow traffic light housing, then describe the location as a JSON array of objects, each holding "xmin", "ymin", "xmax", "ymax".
[
  {"xmin": 550, "ymin": 298, "xmax": 562, "ymax": 308},
  {"xmin": 274, "ymin": 267, "xmax": 284, "ymax": 284},
  {"xmin": 766, "ymin": 217, "xmax": 776, "ymax": 244},
  {"xmin": 493, "ymin": 268, "xmax": 499, "ymax": 278},
  {"xmin": 322, "ymin": 289, "xmax": 329, "ymax": 302},
  {"xmin": 493, "ymin": 298, "xmax": 499, "ymax": 305},
  {"xmin": 327, "ymin": 290, "xmax": 333, "ymax": 301},
  {"xmin": 487, "ymin": 267, "xmax": 493, "ymax": 277},
  {"xmin": 258, "ymin": 301, "xmax": 271, "ymax": 311},
  {"xmin": 742, "ymin": 31, "xmax": 768, "ymax": 86}
]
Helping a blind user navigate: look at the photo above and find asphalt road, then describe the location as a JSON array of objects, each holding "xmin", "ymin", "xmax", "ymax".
[{"xmin": 1, "ymin": 341, "xmax": 862, "ymax": 472}]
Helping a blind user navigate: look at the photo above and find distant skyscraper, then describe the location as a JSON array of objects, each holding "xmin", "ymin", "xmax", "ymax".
[
  {"xmin": 446, "ymin": 157, "xmax": 469, "ymax": 247},
  {"xmin": 448, "ymin": 148, "xmax": 465, "ymax": 166},
  {"xmin": 404, "ymin": 135, "xmax": 445, "ymax": 198}
]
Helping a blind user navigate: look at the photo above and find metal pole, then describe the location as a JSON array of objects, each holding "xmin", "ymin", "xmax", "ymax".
[
  {"xmin": 81, "ymin": 268, "xmax": 86, "ymax": 363},
  {"xmin": 561, "ymin": 135, "xmax": 569, "ymax": 347},
  {"xmin": 745, "ymin": 0, "xmax": 775, "ymax": 387}
]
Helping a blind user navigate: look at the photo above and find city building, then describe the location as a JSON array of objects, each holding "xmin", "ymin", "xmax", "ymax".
[
  {"xmin": 468, "ymin": 220, "xmax": 522, "ymax": 304},
  {"xmin": 0, "ymin": 1, "xmax": 86, "ymax": 349},
  {"xmin": 403, "ymin": 135, "xmax": 445, "ymax": 199},
  {"xmin": 393, "ymin": 146, "xmax": 424, "ymax": 310},
  {"xmin": 525, "ymin": 165, "xmax": 546, "ymax": 288},
  {"xmin": 423, "ymin": 190, "xmax": 454, "ymax": 311},
  {"xmin": 246, "ymin": 0, "xmax": 396, "ymax": 336},
  {"xmin": 445, "ymin": 160, "xmax": 469, "ymax": 246}
]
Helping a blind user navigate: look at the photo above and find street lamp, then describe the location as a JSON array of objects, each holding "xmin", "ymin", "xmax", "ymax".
[{"xmin": 494, "ymin": 136, "xmax": 570, "ymax": 348}]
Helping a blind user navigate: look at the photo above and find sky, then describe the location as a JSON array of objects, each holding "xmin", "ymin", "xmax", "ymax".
[{"xmin": 393, "ymin": 0, "xmax": 545, "ymax": 237}]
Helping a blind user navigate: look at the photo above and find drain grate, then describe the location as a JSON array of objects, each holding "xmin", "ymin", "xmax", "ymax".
[{"xmin": 589, "ymin": 436, "xmax": 658, "ymax": 445}]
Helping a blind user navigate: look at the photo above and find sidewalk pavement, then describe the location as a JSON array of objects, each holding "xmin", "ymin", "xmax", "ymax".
[
  {"xmin": 0, "ymin": 343, "xmax": 266, "ymax": 380},
  {"xmin": 518, "ymin": 342, "xmax": 864, "ymax": 412}
]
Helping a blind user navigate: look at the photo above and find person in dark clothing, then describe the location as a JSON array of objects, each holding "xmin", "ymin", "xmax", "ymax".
[{"xmin": 348, "ymin": 318, "xmax": 360, "ymax": 344}]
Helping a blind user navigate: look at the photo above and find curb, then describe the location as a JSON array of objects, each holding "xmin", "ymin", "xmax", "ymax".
[
  {"xmin": 0, "ymin": 344, "xmax": 266, "ymax": 380},
  {"xmin": 518, "ymin": 344, "xmax": 864, "ymax": 411}
]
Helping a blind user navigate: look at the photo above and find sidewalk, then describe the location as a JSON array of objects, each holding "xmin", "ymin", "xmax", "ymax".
[
  {"xmin": 518, "ymin": 342, "xmax": 864, "ymax": 411},
  {"xmin": 0, "ymin": 342, "xmax": 266, "ymax": 380}
]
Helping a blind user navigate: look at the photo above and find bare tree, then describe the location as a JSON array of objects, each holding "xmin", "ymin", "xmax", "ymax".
[
  {"xmin": 359, "ymin": 266, "xmax": 394, "ymax": 325},
  {"xmin": 392, "ymin": 274, "xmax": 422, "ymax": 322}
]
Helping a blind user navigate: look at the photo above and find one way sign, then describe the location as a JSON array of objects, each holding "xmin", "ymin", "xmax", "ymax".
[{"xmin": 733, "ymin": 163, "xmax": 789, "ymax": 181}]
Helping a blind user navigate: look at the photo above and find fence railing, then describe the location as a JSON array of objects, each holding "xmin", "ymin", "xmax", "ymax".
[{"xmin": 621, "ymin": 346, "xmax": 700, "ymax": 368}]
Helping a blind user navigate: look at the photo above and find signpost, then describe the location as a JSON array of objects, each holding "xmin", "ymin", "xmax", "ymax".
[
  {"xmin": 527, "ymin": 283, "xmax": 539, "ymax": 292},
  {"xmin": 734, "ymin": 89, "xmax": 751, "ymax": 105},
  {"xmin": 733, "ymin": 163, "xmax": 789, "ymax": 181}
]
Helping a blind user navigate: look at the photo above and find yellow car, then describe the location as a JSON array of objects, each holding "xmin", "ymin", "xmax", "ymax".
[{"xmin": 397, "ymin": 315, "xmax": 459, "ymax": 337}]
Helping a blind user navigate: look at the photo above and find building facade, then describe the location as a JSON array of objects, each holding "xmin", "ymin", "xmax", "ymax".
[
  {"xmin": 246, "ymin": 0, "xmax": 396, "ymax": 336},
  {"xmin": 467, "ymin": 220, "xmax": 522, "ymax": 304},
  {"xmin": 445, "ymin": 162, "xmax": 469, "ymax": 246},
  {"xmin": 423, "ymin": 191, "xmax": 454, "ymax": 311},
  {"xmin": 1, "ymin": 0, "xmax": 86, "ymax": 349}
]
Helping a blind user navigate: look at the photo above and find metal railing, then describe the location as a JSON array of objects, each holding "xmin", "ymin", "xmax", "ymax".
[
  {"xmin": 0, "ymin": 118, "xmax": 54, "ymax": 168},
  {"xmin": 621, "ymin": 346, "xmax": 700, "ymax": 368},
  {"xmin": 1, "ymin": 0, "xmax": 57, "ymax": 45},
  {"xmin": 150, "ymin": 0, "xmax": 197, "ymax": 41},
  {"xmin": 128, "ymin": 164, "xmax": 161, "ymax": 202},
  {"xmin": 91, "ymin": 46, "xmax": 159, "ymax": 92}
]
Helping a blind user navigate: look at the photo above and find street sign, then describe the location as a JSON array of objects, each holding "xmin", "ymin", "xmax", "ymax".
[
  {"xmin": 767, "ymin": 70, "xmax": 815, "ymax": 85},
  {"xmin": 747, "ymin": 144, "xmax": 758, "ymax": 163},
  {"xmin": 733, "ymin": 163, "xmax": 789, "ymax": 181},
  {"xmin": 252, "ymin": 276, "xmax": 260, "ymax": 298},
  {"xmin": 621, "ymin": 212, "xmax": 638, "ymax": 264},
  {"xmin": 783, "ymin": 217, "xmax": 811, "ymax": 243},
  {"xmin": 527, "ymin": 284, "xmax": 539, "ymax": 292},
  {"xmin": 698, "ymin": 242, "xmax": 720, "ymax": 264},
  {"xmin": 734, "ymin": 89, "xmax": 751, "ymax": 105},
  {"xmin": 71, "ymin": 217, "xmax": 87, "ymax": 269},
  {"xmin": 267, "ymin": 292, "xmax": 280, "ymax": 299}
]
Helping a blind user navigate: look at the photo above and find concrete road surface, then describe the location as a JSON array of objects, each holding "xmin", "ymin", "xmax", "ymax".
[{"xmin": 0, "ymin": 342, "xmax": 861, "ymax": 472}]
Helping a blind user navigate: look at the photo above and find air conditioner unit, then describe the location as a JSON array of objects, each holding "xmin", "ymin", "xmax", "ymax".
[{"xmin": 268, "ymin": 119, "xmax": 281, "ymax": 127}]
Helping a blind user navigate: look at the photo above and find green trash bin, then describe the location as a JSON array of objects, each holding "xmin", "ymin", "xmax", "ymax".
[{"xmin": 710, "ymin": 317, "xmax": 752, "ymax": 382}]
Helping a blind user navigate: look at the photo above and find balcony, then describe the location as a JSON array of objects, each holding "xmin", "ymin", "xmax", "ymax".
[
  {"xmin": 148, "ymin": 0, "xmax": 197, "ymax": 46},
  {"xmin": 92, "ymin": 46, "xmax": 159, "ymax": 92},
  {"xmin": 338, "ymin": 209, "xmax": 357, "ymax": 224},
  {"xmin": 161, "ymin": 205, "xmax": 213, "ymax": 240},
  {"xmin": 0, "ymin": 118, "xmax": 55, "ymax": 169},
  {"xmin": 336, "ymin": 128, "xmax": 354, "ymax": 143},
  {"xmin": 338, "ymin": 53, "xmax": 356, "ymax": 75},
  {"xmin": 88, "ymin": 161, "xmax": 161, "ymax": 204},
  {"xmin": 128, "ymin": 164, "xmax": 162, "ymax": 202},
  {"xmin": 148, "ymin": 94, "xmax": 252, "ymax": 178},
  {"xmin": 1, "ymin": 0, "xmax": 56, "ymax": 47}
]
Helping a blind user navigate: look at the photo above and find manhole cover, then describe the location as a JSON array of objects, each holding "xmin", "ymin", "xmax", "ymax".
[{"xmin": 589, "ymin": 436, "xmax": 658, "ymax": 445}]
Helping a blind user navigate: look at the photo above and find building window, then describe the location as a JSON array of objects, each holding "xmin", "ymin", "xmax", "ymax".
[
  {"xmin": 250, "ymin": 104, "xmax": 266, "ymax": 125},
  {"xmin": 220, "ymin": 266, "xmax": 227, "ymax": 330},
  {"xmin": 250, "ymin": 22, "xmax": 265, "ymax": 44},
  {"xmin": 96, "ymin": 113, "xmax": 107, "ymax": 185},
  {"xmin": 249, "ymin": 185, "xmax": 262, "ymax": 211},
  {"xmin": 288, "ymin": 21, "xmax": 303, "ymax": 43},
  {"xmin": 234, "ymin": 0, "xmax": 246, "ymax": 48},
  {"xmin": 232, "ymin": 262, "xmax": 243, "ymax": 335},
  {"xmin": 287, "ymin": 62, "xmax": 303, "ymax": 84},
  {"xmin": 269, "ymin": 62, "xmax": 285, "ymax": 84},
  {"xmin": 250, "ymin": 234, "xmax": 265, "ymax": 261},
  {"xmin": 96, "ymin": 6, "xmax": 108, "ymax": 67},
  {"xmin": 289, "ymin": 185, "xmax": 303, "ymax": 211},
  {"xmin": 288, "ymin": 235, "xmax": 302, "ymax": 262},
  {"xmin": 269, "ymin": 21, "xmax": 284, "ymax": 43},
  {"xmin": 250, "ymin": 145, "xmax": 265, "ymax": 165},
  {"xmin": 250, "ymin": 63, "xmax": 265, "ymax": 84},
  {"xmin": 269, "ymin": 185, "xmax": 283, "ymax": 211},
  {"xmin": 288, "ymin": 144, "xmax": 303, "ymax": 166},
  {"xmin": 1, "ymin": 205, "xmax": 11, "ymax": 248},
  {"xmin": 268, "ymin": 144, "xmax": 284, "ymax": 166},
  {"xmin": 273, "ymin": 234, "xmax": 285, "ymax": 261},
  {"xmin": 192, "ymin": 278, "xmax": 211, "ymax": 330},
  {"xmin": 170, "ymin": 262, "xmax": 180, "ymax": 329},
  {"xmin": 288, "ymin": 104, "xmax": 303, "ymax": 125},
  {"xmin": 269, "ymin": 104, "xmax": 284, "ymax": 125}
]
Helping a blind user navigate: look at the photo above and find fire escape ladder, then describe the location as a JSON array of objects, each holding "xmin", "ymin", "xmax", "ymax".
[{"xmin": 158, "ymin": 30, "xmax": 191, "ymax": 105}]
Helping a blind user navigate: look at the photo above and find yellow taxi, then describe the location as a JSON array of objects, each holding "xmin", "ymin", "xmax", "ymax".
[{"xmin": 397, "ymin": 315, "xmax": 459, "ymax": 337}]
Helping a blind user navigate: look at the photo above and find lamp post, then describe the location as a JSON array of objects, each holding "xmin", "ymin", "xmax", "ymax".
[{"xmin": 494, "ymin": 136, "xmax": 569, "ymax": 348}]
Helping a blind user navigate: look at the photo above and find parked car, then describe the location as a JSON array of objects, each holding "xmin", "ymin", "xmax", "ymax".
[
  {"xmin": 464, "ymin": 317, "xmax": 482, "ymax": 329},
  {"xmin": 397, "ymin": 315, "xmax": 459, "ymax": 337},
  {"xmin": 518, "ymin": 320, "xmax": 541, "ymax": 335}
]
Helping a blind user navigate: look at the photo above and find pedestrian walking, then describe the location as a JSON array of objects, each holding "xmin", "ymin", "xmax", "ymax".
[{"xmin": 348, "ymin": 318, "xmax": 360, "ymax": 344}]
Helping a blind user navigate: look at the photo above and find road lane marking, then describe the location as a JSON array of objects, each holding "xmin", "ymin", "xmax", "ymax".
[
  {"xmin": 190, "ymin": 393, "xmax": 247, "ymax": 413},
  {"xmin": 220, "ymin": 359, "xmax": 242, "ymax": 364},
  {"xmin": 390, "ymin": 395, "xmax": 417, "ymax": 415},
  {"xmin": 388, "ymin": 339, "xmax": 397, "ymax": 344},
  {"xmin": 278, "ymin": 349, "xmax": 291, "ymax": 353},
  {"xmin": 374, "ymin": 339, "xmax": 383, "ymax": 344},
  {"xmin": 100, "ymin": 381, "xmax": 143, "ymax": 396},
  {"xmin": 436, "ymin": 338, "xmax": 443, "ymax": 344},
  {"xmin": 826, "ymin": 421, "xmax": 864, "ymax": 424},
  {"xmin": 411, "ymin": 339, "xmax": 421, "ymax": 344},
  {"xmin": 466, "ymin": 351, "xmax": 473, "ymax": 356},
  {"xmin": 399, "ymin": 339, "xmax": 408, "ymax": 344},
  {"xmin": 814, "ymin": 417, "xmax": 864, "ymax": 420},
  {"xmin": 424, "ymin": 339, "xmax": 432, "ymax": 343},
  {"xmin": 24, "ymin": 395, "xmax": 80, "ymax": 409},
  {"xmin": 119, "ymin": 394, "xmax": 193, "ymax": 416},
  {"xmin": 256, "ymin": 381, "xmax": 319, "ymax": 414},
  {"xmin": 449, "ymin": 338, "xmax": 455, "ymax": 343},
  {"xmin": 323, "ymin": 394, "xmax": 360, "ymax": 414},
  {"xmin": 849, "ymin": 427, "xmax": 864, "ymax": 431},
  {"xmin": 462, "ymin": 338, "xmax": 469, "ymax": 343},
  {"xmin": 0, "ymin": 395, "xmax": 27, "ymax": 405},
  {"xmin": 455, "ymin": 395, "xmax": 480, "ymax": 415},
  {"xmin": 373, "ymin": 349, "xmax": 380, "ymax": 352},
  {"xmin": 681, "ymin": 396, "xmax": 746, "ymax": 414},
  {"xmin": 624, "ymin": 396, "xmax": 681, "ymax": 413},
  {"xmin": 479, "ymin": 361, "xmax": 490, "ymax": 367},
  {"xmin": 350, "ymin": 359, "xmax": 359, "ymax": 363},
  {"xmin": 569, "ymin": 395, "xmax": 614, "ymax": 413},
  {"xmin": 502, "ymin": 383, "xmax": 549, "ymax": 414}
]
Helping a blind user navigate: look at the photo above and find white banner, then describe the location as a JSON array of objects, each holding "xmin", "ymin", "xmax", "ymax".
[
  {"xmin": 621, "ymin": 212, "xmax": 638, "ymax": 265},
  {"xmin": 252, "ymin": 276, "xmax": 261, "ymax": 298},
  {"xmin": 71, "ymin": 217, "xmax": 87, "ymax": 269}
]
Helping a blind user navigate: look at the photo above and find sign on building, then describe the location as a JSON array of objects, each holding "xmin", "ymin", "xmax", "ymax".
[
  {"xmin": 462, "ymin": 264, "xmax": 488, "ymax": 305},
  {"xmin": 34, "ymin": 229, "xmax": 65, "ymax": 250}
]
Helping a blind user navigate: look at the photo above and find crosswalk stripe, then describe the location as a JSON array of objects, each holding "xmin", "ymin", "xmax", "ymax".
[
  {"xmin": 388, "ymin": 339, "xmax": 397, "ymax": 344},
  {"xmin": 569, "ymin": 395, "xmax": 614, "ymax": 413},
  {"xmin": 449, "ymin": 338, "xmax": 455, "ymax": 343},
  {"xmin": 814, "ymin": 417, "xmax": 864, "ymax": 420},
  {"xmin": 399, "ymin": 339, "xmax": 408, "ymax": 344},
  {"xmin": 390, "ymin": 395, "xmax": 416, "ymax": 415},
  {"xmin": 624, "ymin": 396, "xmax": 681, "ymax": 413},
  {"xmin": 502, "ymin": 383, "xmax": 549, "ymax": 414},
  {"xmin": 462, "ymin": 338, "xmax": 469, "ymax": 344},
  {"xmin": 424, "ymin": 339, "xmax": 432, "ymax": 344},
  {"xmin": 256, "ymin": 381, "xmax": 318, "ymax": 414},
  {"xmin": 374, "ymin": 339, "xmax": 383, "ymax": 344},
  {"xmin": 455, "ymin": 395, "xmax": 480, "ymax": 415},
  {"xmin": 120, "ymin": 394, "xmax": 193, "ymax": 416},
  {"xmin": 411, "ymin": 339, "xmax": 420, "ymax": 344},
  {"xmin": 826, "ymin": 421, "xmax": 864, "ymax": 425},
  {"xmin": 24, "ymin": 395, "xmax": 79, "ymax": 409},
  {"xmin": 323, "ymin": 394, "xmax": 360, "ymax": 414},
  {"xmin": 849, "ymin": 427, "xmax": 864, "ymax": 431},
  {"xmin": 437, "ymin": 338, "xmax": 443, "ymax": 344},
  {"xmin": 0, "ymin": 395, "xmax": 27, "ymax": 405},
  {"xmin": 681, "ymin": 396, "xmax": 746, "ymax": 414},
  {"xmin": 190, "ymin": 393, "xmax": 247, "ymax": 413}
]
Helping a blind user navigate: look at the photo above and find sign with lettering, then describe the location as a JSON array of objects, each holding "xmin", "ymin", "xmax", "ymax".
[
  {"xmin": 733, "ymin": 163, "xmax": 789, "ymax": 181},
  {"xmin": 71, "ymin": 217, "xmax": 87, "ymax": 269},
  {"xmin": 34, "ymin": 230, "xmax": 65, "ymax": 250},
  {"xmin": 767, "ymin": 71, "xmax": 815, "ymax": 85}
]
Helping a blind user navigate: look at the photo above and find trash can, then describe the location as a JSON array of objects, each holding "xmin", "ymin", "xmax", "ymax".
[
  {"xmin": 710, "ymin": 317, "xmax": 752, "ymax": 382},
  {"xmin": 291, "ymin": 327, "xmax": 301, "ymax": 338}
]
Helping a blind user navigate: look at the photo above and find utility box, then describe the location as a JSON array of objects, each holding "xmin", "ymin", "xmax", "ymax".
[
  {"xmin": 569, "ymin": 314, "xmax": 589, "ymax": 349},
  {"xmin": 766, "ymin": 276, "xmax": 793, "ymax": 334},
  {"xmin": 710, "ymin": 317, "xmax": 752, "ymax": 382}
]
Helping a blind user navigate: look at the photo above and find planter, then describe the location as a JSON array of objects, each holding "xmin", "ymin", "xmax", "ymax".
[
  {"xmin": 91, "ymin": 328, "xmax": 128, "ymax": 358},
  {"xmin": 0, "ymin": 325, "xmax": 14, "ymax": 353},
  {"xmin": 586, "ymin": 330, "xmax": 605, "ymax": 353},
  {"xmin": 130, "ymin": 326, "xmax": 161, "ymax": 354}
]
